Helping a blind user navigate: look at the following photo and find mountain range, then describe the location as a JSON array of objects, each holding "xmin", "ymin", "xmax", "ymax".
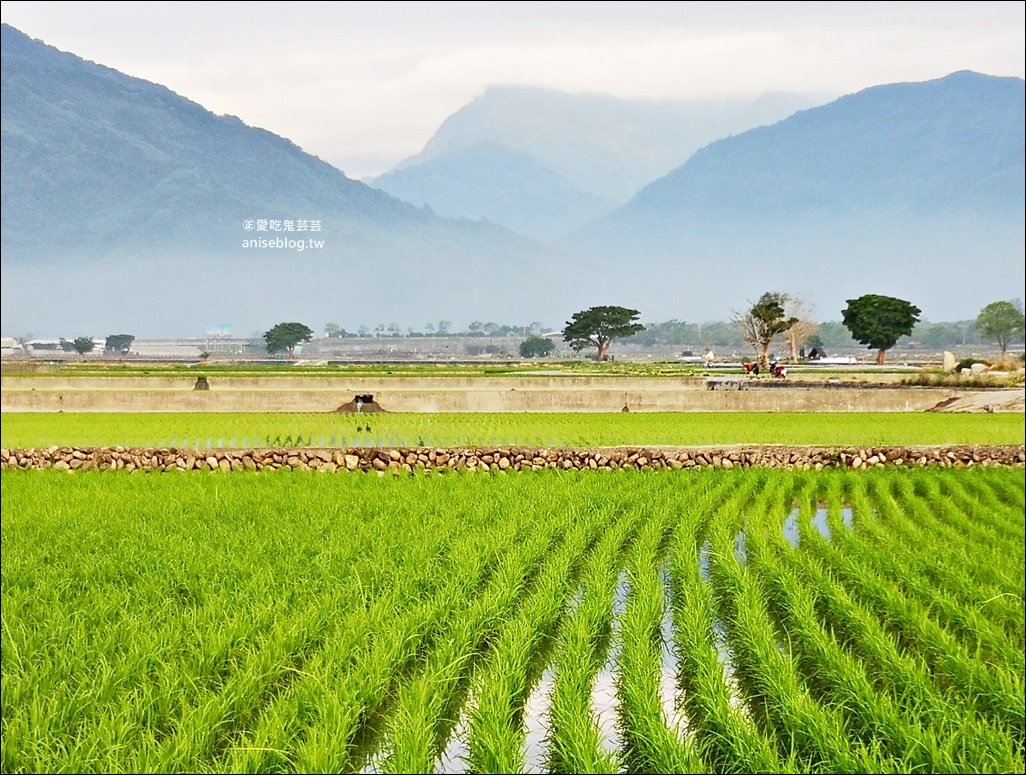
[
  {"xmin": 1, "ymin": 22, "xmax": 1022, "ymax": 338},
  {"xmin": 0, "ymin": 24, "xmax": 601, "ymax": 337},
  {"xmin": 371, "ymin": 86, "xmax": 820, "ymax": 239}
]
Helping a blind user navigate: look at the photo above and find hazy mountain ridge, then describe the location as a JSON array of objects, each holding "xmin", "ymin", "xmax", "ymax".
[
  {"xmin": 616, "ymin": 71, "xmax": 1025, "ymax": 221},
  {"xmin": 566, "ymin": 71, "xmax": 1024, "ymax": 323},
  {"xmin": 0, "ymin": 24, "xmax": 602, "ymax": 336},
  {"xmin": 2, "ymin": 23, "xmax": 1021, "ymax": 336},
  {"xmin": 372, "ymin": 85, "xmax": 821, "ymax": 238}
]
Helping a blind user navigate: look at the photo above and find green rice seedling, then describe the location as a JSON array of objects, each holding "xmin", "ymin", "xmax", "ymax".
[
  {"xmin": 544, "ymin": 490, "xmax": 652, "ymax": 775},
  {"xmin": 871, "ymin": 472, "xmax": 1024, "ymax": 585},
  {"xmin": 799, "ymin": 502, "xmax": 1025, "ymax": 742},
  {"xmin": 707, "ymin": 514, "xmax": 890, "ymax": 773},
  {"xmin": 773, "ymin": 528, "xmax": 1023, "ymax": 773},
  {"xmin": 466, "ymin": 489, "xmax": 640, "ymax": 775},
  {"xmin": 666, "ymin": 481, "xmax": 787, "ymax": 774},
  {"xmin": 834, "ymin": 475, "xmax": 1026, "ymax": 679},
  {"xmin": 840, "ymin": 478, "xmax": 1026, "ymax": 672},
  {"xmin": 615, "ymin": 505, "xmax": 704, "ymax": 774},
  {"xmin": 379, "ymin": 515, "xmax": 574, "ymax": 774},
  {"xmin": 750, "ymin": 526, "xmax": 965, "ymax": 772}
]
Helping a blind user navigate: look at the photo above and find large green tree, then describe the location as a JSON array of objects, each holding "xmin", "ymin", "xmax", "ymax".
[
  {"xmin": 264, "ymin": 322, "xmax": 314, "ymax": 359},
  {"xmin": 519, "ymin": 335, "xmax": 555, "ymax": 358},
  {"xmin": 104, "ymin": 334, "xmax": 135, "ymax": 354},
  {"xmin": 841, "ymin": 294, "xmax": 921, "ymax": 364},
  {"xmin": 72, "ymin": 336, "xmax": 95, "ymax": 356},
  {"xmin": 562, "ymin": 306, "xmax": 644, "ymax": 362},
  {"xmin": 976, "ymin": 300, "xmax": 1025, "ymax": 355},
  {"xmin": 734, "ymin": 292, "xmax": 798, "ymax": 369}
]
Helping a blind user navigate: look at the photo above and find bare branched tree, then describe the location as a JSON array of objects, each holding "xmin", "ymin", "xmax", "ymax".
[
  {"xmin": 783, "ymin": 296, "xmax": 820, "ymax": 360},
  {"xmin": 733, "ymin": 292, "xmax": 798, "ymax": 369}
]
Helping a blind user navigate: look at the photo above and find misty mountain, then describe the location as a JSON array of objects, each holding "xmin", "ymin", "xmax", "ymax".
[
  {"xmin": 0, "ymin": 24, "xmax": 601, "ymax": 337},
  {"xmin": 568, "ymin": 71, "xmax": 1025, "ymax": 323},
  {"xmin": 372, "ymin": 86, "xmax": 820, "ymax": 239}
]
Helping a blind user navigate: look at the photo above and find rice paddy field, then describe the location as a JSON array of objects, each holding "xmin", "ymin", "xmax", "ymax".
[
  {"xmin": 2, "ymin": 467, "xmax": 1024, "ymax": 774},
  {"xmin": 2, "ymin": 411, "xmax": 1023, "ymax": 449}
]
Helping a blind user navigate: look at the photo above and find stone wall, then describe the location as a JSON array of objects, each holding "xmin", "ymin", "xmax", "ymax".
[{"xmin": 3, "ymin": 445, "xmax": 1022, "ymax": 473}]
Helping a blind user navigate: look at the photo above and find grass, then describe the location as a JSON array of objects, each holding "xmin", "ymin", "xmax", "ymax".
[
  {"xmin": 2, "ymin": 411, "xmax": 1023, "ymax": 449},
  {"xmin": 2, "ymin": 468, "xmax": 1023, "ymax": 774}
]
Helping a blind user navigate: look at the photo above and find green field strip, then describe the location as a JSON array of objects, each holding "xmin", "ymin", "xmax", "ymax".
[
  {"xmin": 615, "ymin": 504, "xmax": 705, "ymax": 774},
  {"xmin": 707, "ymin": 492, "xmax": 893, "ymax": 773},
  {"xmin": 798, "ymin": 506, "xmax": 1026, "ymax": 742},
  {"xmin": 667, "ymin": 478, "xmax": 788, "ymax": 774},
  {"xmin": 4, "ymin": 411, "xmax": 1024, "ymax": 449}
]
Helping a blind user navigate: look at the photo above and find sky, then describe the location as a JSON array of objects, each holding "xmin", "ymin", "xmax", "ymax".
[{"xmin": 2, "ymin": 1, "xmax": 1024, "ymax": 179}]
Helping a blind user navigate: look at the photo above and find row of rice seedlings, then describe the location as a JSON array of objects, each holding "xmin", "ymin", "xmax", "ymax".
[
  {"xmin": 815, "ymin": 469, "xmax": 1022, "ymax": 602},
  {"xmin": 666, "ymin": 475, "xmax": 787, "ymax": 774},
  {"xmin": 543, "ymin": 486, "xmax": 660, "ymax": 775},
  {"xmin": 771, "ymin": 492, "xmax": 1022, "ymax": 772},
  {"xmin": 850, "ymin": 502, "xmax": 1025, "ymax": 642},
  {"xmin": 217, "ymin": 492, "xmax": 525, "ymax": 773},
  {"xmin": 746, "ymin": 509, "xmax": 980, "ymax": 773},
  {"xmin": 798, "ymin": 486, "xmax": 1026, "ymax": 743},
  {"xmin": 614, "ymin": 496, "xmax": 704, "ymax": 774},
  {"xmin": 707, "ymin": 475, "xmax": 892, "ymax": 772},
  {"xmin": 852, "ymin": 475, "xmax": 1026, "ymax": 665},
  {"xmin": 831, "ymin": 476, "xmax": 1026, "ymax": 683},
  {"xmin": 264, "ymin": 486, "xmax": 543, "ymax": 774},
  {"xmin": 931, "ymin": 468, "xmax": 1026, "ymax": 545},
  {"xmin": 377, "ymin": 492, "xmax": 598, "ymax": 775},
  {"xmin": 885, "ymin": 472, "xmax": 1025, "ymax": 598},
  {"xmin": 866, "ymin": 472, "xmax": 1024, "ymax": 593},
  {"xmin": 465, "ymin": 480, "xmax": 646, "ymax": 774}
]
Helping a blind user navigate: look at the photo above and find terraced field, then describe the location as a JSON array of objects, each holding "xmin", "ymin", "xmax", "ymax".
[
  {"xmin": 2, "ymin": 468, "xmax": 1023, "ymax": 773},
  {"xmin": 2, "ymin": 411, "xmax": 1023, "ymax": 449}
]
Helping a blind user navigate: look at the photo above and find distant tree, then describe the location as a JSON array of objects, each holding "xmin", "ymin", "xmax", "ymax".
[
  {"xmin": 841, "ymin": 294, "xmax": 921, "ymax": 364},
  {"xmin": 58, "ymin": 338, "xmax": 77, "ymax": 353},
  {"xmin": 72, "ymin": 336, "xmax": 95, "ymax": 356},
  {"xmin": 976, "ymin": 300, "xmax": 1025, "ymax": 355},
  {"xmin": 519, "ymin": 336, "xmax": 555, "ymax": 358},
  {"xmin": 104, "ymin": 334, "xmax": 135, "ymax": 354},
  {"xmin": 734, "ymin": 292, "xmax": 798, "ymax": 369},
  {"xmin": 263, "ymin": 322, "xmax": 314, "ymax": 359},
  {"xmin": 437, "ymin": 320, "xmax": 452, "ymax": 335},
  {"xmin": 468, "ymin": 321, "xmax": 485, "ymax": 334},
  {"xmin": 562, "ymin": 306, "xmax": 644, "ymax": 362},
  {"xmin": 324, "ymin": 323, "xmax": 347, "ymax": 338}
]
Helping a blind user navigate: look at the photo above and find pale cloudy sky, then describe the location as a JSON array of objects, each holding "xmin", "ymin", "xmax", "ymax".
[{"xmin": 2, "ymin": 1, "xmax": 1023, "ymax": 178}]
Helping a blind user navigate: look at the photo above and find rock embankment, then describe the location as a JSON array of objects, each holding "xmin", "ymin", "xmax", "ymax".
[{"xmin": 2, "ymin": 445, "xmax": 1023, "ymax": 473}]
